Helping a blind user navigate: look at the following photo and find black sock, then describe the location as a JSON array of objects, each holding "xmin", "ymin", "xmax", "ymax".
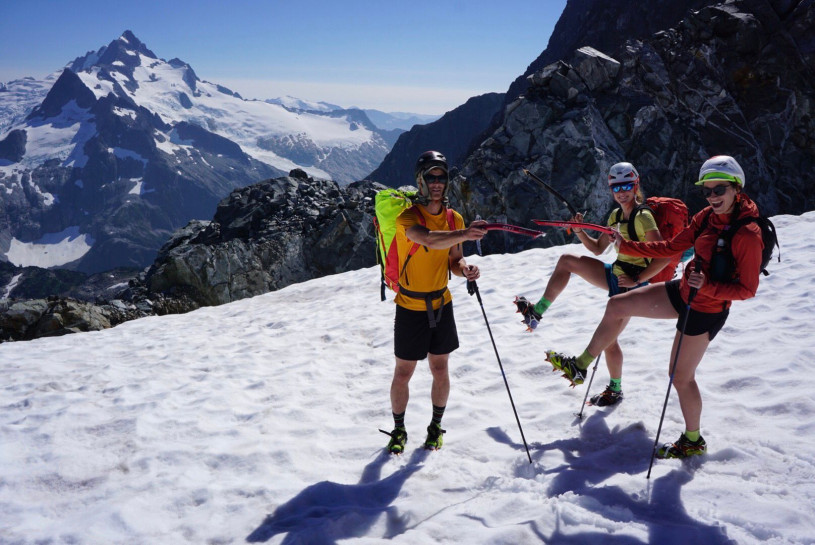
[
  {"xmin": 393, "ymin": 411, "xmax": 405, "ymax": 429},
  {"xmin": 431, "ymin": 405, "xmax": 445, "ymax": 427}
]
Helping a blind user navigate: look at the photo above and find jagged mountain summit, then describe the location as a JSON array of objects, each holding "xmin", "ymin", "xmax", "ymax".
[{"xmin": 0, "ymin": 31, "xmax": 393, "ymax": 273}]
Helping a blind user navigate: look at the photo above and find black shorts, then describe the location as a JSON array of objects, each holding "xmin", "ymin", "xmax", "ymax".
[
  {"xmin": 665, "ymin": 280, "xmax": 729, "ymax": 340},
  {"xmin": 394, "ymin": 302, "xmax": 459, "ymax": 361}
]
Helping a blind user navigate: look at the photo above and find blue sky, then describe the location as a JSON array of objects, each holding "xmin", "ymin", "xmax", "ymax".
[{"xmin": 0, "ymin": 0, "xmax": 567, "ymax": 115}]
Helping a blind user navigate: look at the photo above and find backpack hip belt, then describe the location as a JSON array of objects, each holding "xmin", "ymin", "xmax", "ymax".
[
  {"xmin": 612, "ymin": 259, "xmax": 647, "ymax": 281},
  {"xmin": 398, "ymin": 285, "xmax": 449, "ymax": 328}
]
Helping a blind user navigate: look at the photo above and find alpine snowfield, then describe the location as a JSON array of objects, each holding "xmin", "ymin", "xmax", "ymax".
[{"xmin": 1, "ymin": 212, "xmax": 813, "ymax": 544}]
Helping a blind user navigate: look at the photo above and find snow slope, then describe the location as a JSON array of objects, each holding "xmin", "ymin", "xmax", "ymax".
[
  {"xmin": 0, "ymin": 75, "xmax": 57, "ymax": 134},
  {"xmin": 1, "ymin": 211, "xmax": 813, "ymax": 544},
  {"xmin": 5, "ymin": 226, "xmax": 95, "ymax": 269}
]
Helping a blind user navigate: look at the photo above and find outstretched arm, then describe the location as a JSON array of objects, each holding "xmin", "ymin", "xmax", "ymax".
[{"xmin": 406, "ymin": 220, "xmax": 488, "ymax": 250}]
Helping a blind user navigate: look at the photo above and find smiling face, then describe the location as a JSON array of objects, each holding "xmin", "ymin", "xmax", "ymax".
[
  {"xmin": 610, "ymin": 182, "xmax": 637, "ymax": 207},
  {"xmin": 423, "ymin": 167, "xmax": 448, "ymax": 203},
  {"xmin": 702, "ymin": 181, "xmax": 739, "ymax": 214}
]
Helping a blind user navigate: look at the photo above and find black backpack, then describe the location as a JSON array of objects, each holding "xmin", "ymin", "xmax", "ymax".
[{"xmin": 697, "ymin": 210, "xmax": 780, "ymax": 281}]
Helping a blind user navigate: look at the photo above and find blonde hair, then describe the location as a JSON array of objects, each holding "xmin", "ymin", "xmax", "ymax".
[{"xmin": 635, "ymin": 184, "xmax": 645, "ymax": 204}]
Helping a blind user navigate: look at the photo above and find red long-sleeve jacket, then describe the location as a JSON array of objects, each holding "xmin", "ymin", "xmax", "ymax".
[{"xmin": 618, "ymin": 194, "xmax": 763, "ymax": 313}]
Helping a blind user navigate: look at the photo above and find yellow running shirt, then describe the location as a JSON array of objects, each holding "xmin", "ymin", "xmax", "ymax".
[
  {"xmin": 607, "ymin": 207, "xmax": 659, "ymax": 276},
  {"xmin": 393, "ymin": 205, "xmax": 465, "ymax": 311}
]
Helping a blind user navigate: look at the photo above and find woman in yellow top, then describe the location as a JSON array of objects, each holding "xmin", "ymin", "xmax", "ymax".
[{"xmin": 516, "ymin": 162, "xmax": 670, "ymax": 406}]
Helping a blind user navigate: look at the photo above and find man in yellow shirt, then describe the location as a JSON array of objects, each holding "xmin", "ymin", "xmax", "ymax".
[{"xmin": 382, "ymin": 151, "xmax": 487, "ymax": 454}]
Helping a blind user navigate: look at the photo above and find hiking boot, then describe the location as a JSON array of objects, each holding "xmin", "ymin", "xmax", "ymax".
[
  {"xmin": 381, "ymin": 427, "xmax": 407, "ymax": 454},
  {"xmin": 423, "ymin": 423, "xmax": 446, "ymax": 450},
  {"xmin": 514, "ymin": 296, "xmax": 542, "ymax": 331},
  {"xmin": 588, "ymin": 386, "xmax": 623, "ymax": 407},
  {"xmin": 656, "ymin": 433, "xmax": 707, "ymax": 459},
  {"xmin": 545, "ymin": 351, "xmax": 586, "ymax": 387}
]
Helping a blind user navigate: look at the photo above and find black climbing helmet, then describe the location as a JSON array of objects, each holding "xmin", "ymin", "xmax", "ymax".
[{"xmin": 414, "ymin": 150, "xmax": 449, "ymax": 200}]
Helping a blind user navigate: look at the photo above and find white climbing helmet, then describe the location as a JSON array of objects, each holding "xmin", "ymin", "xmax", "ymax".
[
  {"xmin": 608, "ymin": 162, "xmax": 640, "ymax": 186},
  {"xmin": 696, "ymin": 155, "xmax": 746, "ymax": 188}
]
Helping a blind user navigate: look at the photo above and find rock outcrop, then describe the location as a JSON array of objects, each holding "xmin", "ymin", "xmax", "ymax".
[
  {"xmin": 139, "ymin": 170, "xmax": 378, "ymax": 307},
  {"xmin": 451, "ymin": 0, "xmax": 815, "ymax": 254}
]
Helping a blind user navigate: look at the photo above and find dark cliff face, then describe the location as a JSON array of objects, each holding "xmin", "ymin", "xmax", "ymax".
[
  {"xmin": 366, "ymin": 93, "xmax": 506, "ymax": 187},
  {"xmin": 369, "ymin": 0, "xmax": 717, "ymax": 190},
  {"xmin": 451, "ymin": 0, "xmax": 815, "ymax": 255},
  {"xmin": 504, "ymin": 0, "xmax": 716, "ymax": 104}
]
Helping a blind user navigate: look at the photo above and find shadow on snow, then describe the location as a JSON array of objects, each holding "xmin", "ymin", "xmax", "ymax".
[
  {"xmin": 246, "ymin": 448, "xmax": 425, "ymax": 543},
  {"xmin": 488, "ymin": 409, "xmax": 737, "ymax": 545}
]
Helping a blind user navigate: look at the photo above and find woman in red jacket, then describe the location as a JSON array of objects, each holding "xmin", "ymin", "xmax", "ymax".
[{"xmin": 546, "ymin": 155, "xmax": 764, "ymax": 458}]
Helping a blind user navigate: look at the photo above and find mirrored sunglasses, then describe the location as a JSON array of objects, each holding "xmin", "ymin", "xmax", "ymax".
[
  {"xmin": 701, "ymin": 184, "xmax": 730, "ymax": 198},
  {"xmin": 611, "ymin": 183, "xmax": 635, "ymax": 193}
]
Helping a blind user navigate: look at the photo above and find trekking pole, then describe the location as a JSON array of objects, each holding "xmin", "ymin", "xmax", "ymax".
[
  {"xmin": 467, "ymin": 279, "xmax": 533, "ymax": 464},
  {"xmin": 575, "ymin": 354, "xmax": 602, "ymax": 420},
  {"xmin": 646, "ymin": 263, "xmax": 701, "ymax": 479},
  {"xmin": 522, "ymin": 169, "xmax": 579, "ymax": 217}
]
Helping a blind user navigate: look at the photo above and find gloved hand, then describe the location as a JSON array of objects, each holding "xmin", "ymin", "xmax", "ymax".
[{"xmin": 514, "ymin": 296, "xmax": 542, "ymax": 331}]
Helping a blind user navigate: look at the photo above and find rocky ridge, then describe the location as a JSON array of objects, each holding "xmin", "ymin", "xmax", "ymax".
[{"xmin": 451, "ymin": 0, "xmax": 814, "ymax": 254}]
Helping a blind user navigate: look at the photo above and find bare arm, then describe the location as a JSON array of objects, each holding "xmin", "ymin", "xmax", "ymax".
[
  {"xmin": 635, "ymin": 229, "xmax": 672, "ymax": 282},
  {"xmin": 406, "ymin": 220, "xmax": 487, "ymax": 250},
  {"xmin": 571, "ymin": 212, "xmax": 611, "ymax": 255},
  {"xmin": 448, "ymin": 241, "xmax": 480, "ymax": 280}
]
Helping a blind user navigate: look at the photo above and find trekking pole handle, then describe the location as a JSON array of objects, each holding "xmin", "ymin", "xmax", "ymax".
[
  {"xmin": 467, "ymin": 279, "xmax": 481, "ymax": 303},
  {"xmin": 688, "ymin": 261, "xmax": 701, "ymax": 303}
]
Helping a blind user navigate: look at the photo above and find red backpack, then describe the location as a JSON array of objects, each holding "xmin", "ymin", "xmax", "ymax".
[{"xmin": 614, "ymin": 197, "xmax": 689, "ymax": 283}]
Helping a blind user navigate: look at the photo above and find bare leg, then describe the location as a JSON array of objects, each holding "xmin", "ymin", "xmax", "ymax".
[
  {"xmin": 603, "ymin": 320, "xmax": 628, "ymax": 380},
  {"xmin": 586, "ymin": 283, "xmax": 679, "ymax": 357},
  {"xmin": 543, "ymin": 255, "xmax": 608, "ymax": 303},
  {"xmin": 391, "ymin": 357, "xmax": 418, "ymax": 415},
  {"xmin": 427, "ymin": 353, "xmax": 450, "ymax": 408},
  {"xmin": 668, "ymin": 332, "xmax": 710, "ymax": 432}
]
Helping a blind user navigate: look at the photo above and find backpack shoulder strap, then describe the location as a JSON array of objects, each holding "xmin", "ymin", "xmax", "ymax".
[
  {"xmin": 611, "ymin": 206, "xmax": 623, "ymax": 231},
  {"xmin": 627, "ymin": 203, "xmax": 652, "ymax": 242},
  {"xmin": 445, "ymin": 208, "xmax": 456, "ymax": 231},
  {"xmin": 409, "ymin": 205, "xmax": 427, "ymax": 226},
  {"xmin": 695, "ymin": 208, "xmax": 715, "ymax": 239},
  {"xmin": 722, "ymin": 216, "xmax": 758, "ymax": 244}
]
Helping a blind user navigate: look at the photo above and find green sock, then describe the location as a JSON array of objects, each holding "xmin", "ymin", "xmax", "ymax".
[
  {"xmin": 533, "ymin": 296, "xmax": 552, "ymax": 315},
  {"xmin": 609, "ymin": 378, "xmax": 622, "ymax": 392},
  {"xmin": 576, "ymin": 349, "xmax": 596, "ymax": 370},
  {"xmin": 684, "ymin": 429, "xmax": 701, "ymax": 442}
]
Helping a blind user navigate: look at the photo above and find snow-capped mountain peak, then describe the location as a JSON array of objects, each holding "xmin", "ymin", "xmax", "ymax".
[
  {"xmin": 0, "ymin": 31, "xmax": 397, "ymax": 273},
  {"xmin": 68, "ymin": 30, "xmax": 158, "ymax": 74}
]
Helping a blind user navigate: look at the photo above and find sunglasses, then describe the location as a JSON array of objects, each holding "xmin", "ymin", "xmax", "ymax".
[
  {"xmin": 701, "ymin": 184, "xmax": 730, "ymax": 198},
  {"xmin": 424, "ymin": 174, "xmax": 448, "ymax": 184},
  {"xmin": 611, "ymin": 183, "xmax": 635, "ymax": 193}
]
